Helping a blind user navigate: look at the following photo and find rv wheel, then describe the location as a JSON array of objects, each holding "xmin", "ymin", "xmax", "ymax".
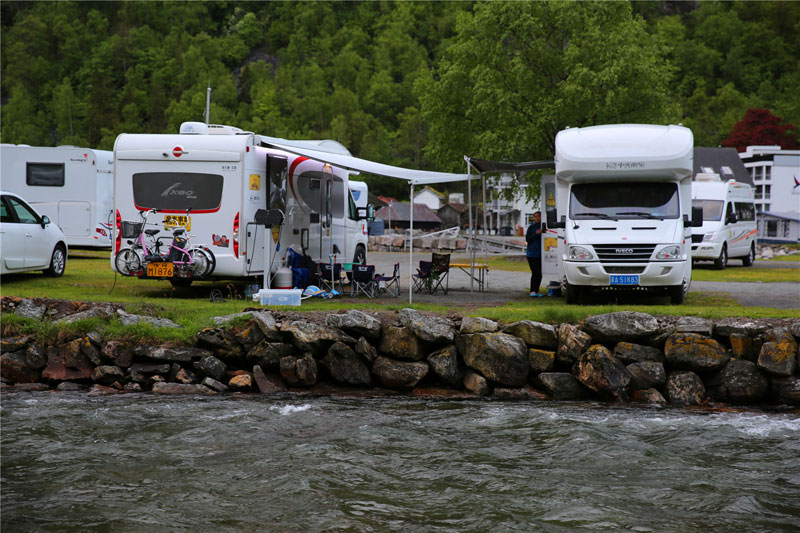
[
  {"xmin": 742, "ymin": 244, "xmax": 755, "ymax": 267},
  {"xmin": 353, "ymin": 245, "xmax": 366, "ymax": 265},
  {"xmin": 713, "ymin": 244, "xmax": 727, "ymax": 270},
  {"xmin": 668, "ymin": 284, "xmax": 685, "ymax": 305},
  {"xmin": 565, "ymin": 283, "xmax": 582, "ymax": 305}
]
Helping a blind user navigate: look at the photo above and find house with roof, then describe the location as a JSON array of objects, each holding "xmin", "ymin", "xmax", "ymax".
[
  {"xmin": 412, "ymin": 186, "xmax": 446, "ymax": 211},
  {"xmin": 694, "ymin": 147, "xmax": 752, "ymax": 185},
  {"xmin": 437, "ymin": 202, "xmax": 483, "ymax": 229},
  {"xmin": 375, "ymin": 201, "xmax": 442, "ymax": 230}
]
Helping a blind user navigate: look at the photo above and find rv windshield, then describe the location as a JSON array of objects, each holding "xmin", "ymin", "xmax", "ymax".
[
  {"xmin": 692, "ymin": 199, "xmax": 723, "ymax": 221},
  {"xmin": 132, "ymin": 172, "xmax": 223, "ymax": 212},
  {"xmin": 570, "ymin": 182, "xmax": 679, "ymax": 220}
]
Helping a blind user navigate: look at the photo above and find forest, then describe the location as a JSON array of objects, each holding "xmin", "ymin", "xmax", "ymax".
[{"xmin": 1, "ymin": 1, "xmax": 798, "ymax": 199}]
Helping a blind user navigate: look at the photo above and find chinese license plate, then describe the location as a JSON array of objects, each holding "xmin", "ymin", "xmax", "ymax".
[
  {"xmin": 610, "ymin": 274, "xmax": 639, "ymax": 285},
  {"xmin": 163, "ymin": 215, "xmax": 191, "ymax": 231},
  {"xmin": 147, "ymin": 262, "xmax": 174, "ymax": 277}
]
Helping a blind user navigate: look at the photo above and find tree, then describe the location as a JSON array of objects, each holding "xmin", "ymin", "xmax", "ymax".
[{"xmin": 722, "ymin": 108, "xmax": 800, "ymax": 152}]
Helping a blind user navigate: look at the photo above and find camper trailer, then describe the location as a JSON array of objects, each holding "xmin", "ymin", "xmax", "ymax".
[
  {"xmin": 544, "ymin": 124, "xmax": 701, "ymax": 304},
  {"xmin": 111, "ymin": 122, "xmax": 370, "ymax": 285},
  {"xmin": 691, "ymin": 174, "xmax": 757, "ymax": 268},
  {"xmin": 0, "ymin": 145, "xmax": 114, "ymax": 248}
]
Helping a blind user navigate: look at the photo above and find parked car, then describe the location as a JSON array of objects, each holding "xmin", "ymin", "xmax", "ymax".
[{"xmin": 1, "ymin": 191, "xmax": 68, "ymax": 276}]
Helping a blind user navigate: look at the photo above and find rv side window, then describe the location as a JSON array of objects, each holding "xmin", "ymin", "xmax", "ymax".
[
  {"xmin": 570, "ymin": 182, "xmax": 679, "ymax": 219},
  {"xmin": 330, "ymin": 178, "xmax": 345, "ymax": 219},
  {"xmin": 26, "ymin": 163, "xmax": 65, "ymax": 187},
  {"xmin": 348, "ymin": 191, "xmax": 358, "ymax": 220},
  {"xmin": 132, "ymin": 172, "xmax": 224, "ymax": 211},
  {"xmin": 735, "ymin": 202, "xmax": 755, "ymax": 222},
  {"xmin": 692, "ymin": 199, "xmax": 723, "ymax": 221},
  {"xmin": 267, "ymin": 156, "xmax": 288, "ymax": 211}
]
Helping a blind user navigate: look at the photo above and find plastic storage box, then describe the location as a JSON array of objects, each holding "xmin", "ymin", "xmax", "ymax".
[{"xmin": 253, "ymin": 288, "xmax": 302, "ymax": 306}]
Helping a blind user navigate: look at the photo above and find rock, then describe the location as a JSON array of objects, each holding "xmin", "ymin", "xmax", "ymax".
[
  {"xmin": 664, "ymin": 333, "xmax": 730, "ymax": 373},
  {"xmin": 280, "ymin": 320, "xmax": 355, "ymax": 354},
  {"xmin": 124, "ymin": 382, "xmax": 142, "ymax": 392},
  {"xmin": 102, "ymin": 341, "xmax": 134, "ymax": 368},
  {"xmin": 528, "ymin": 348, "xmax": 555, "ymax": 374},
  {"xmin": 56, "ymin": 382, "xmax": 87, "ymax": 392},
  {"xmin": 91, "ymin": 365, "xmax": 125, "ymax": 386},
  {"xmin": 379, "ymin": 326, "xmax": 426, "ymax": 361},
  {"xmin": 251, "ymin": 311, "xmax": 283, "ymax": 341},
  {"xmin": 116, "ymin": 309, "xmax": 181, "ymax": 328},
  {"xmin": 79, "ymin": 337, "xmax": 103, "ymax": 366},
  {"xmin": 674, "ymin": 316, "xmax": 714, "ymax": 337},
  {"xmin": 713, "ymin": 318, "xmax": 769, "ymax": 338},
  {"xmin": 233, "ymin": 325, "xmax": 265, "ymax": 353},
  {"xmin": 171, "ymin": 365, "xmax": 197, "ymax": 385},
  {"xmin": 493, "ymin": 385, "xmax": 549, "ymax": 400},
  {"xmin": 128, "ymin": 364, "xmax": 171, "ymax": 383},
  {"xmin": 627, "ymin": 362, "xmax": 666, "ymax": 391},
  {"xmin": 706, "ymin": 360, "xmax": 768, "ymax": 404},
  {"xmin": 322, "ymin": 342, "xmax": 371, "ymax": 386},
  {"xmin": 502, "ymin": 320, "xmax": 557, "ymax": 348},
  {"xmin": 326, "ymin": 310, "xmax": 382, "ymax": 342},
  {"xmin": 557, "ymin": 324, "xmax": 592, "ymax": 366},
  {"xmin": 582, "ymin": 312, "xmax": 659, "ymax": 343},
  {"xmin": 789, "ymin": 321, "xmax": 800, "ymax": 339},
  {"xmin": 25, "ymin": 344, "xmax": 47, "ymax": 370},
  {"xmin": 371, "ymin": 356, "xmax": 428, "ymax": 389},
  {"xmin": 195, "ymin": 328, "xmax": 243, "ymax": 359},
  {"xmin": 631, "ymin": 388, "xmax": 667, "ymax": 405},
  {"xmin": 133, "ymin": 345, "xmax": 211, "ymax": 363},
  {"xmin": 193, "ymin": 355, "xmax": 227, "ymax": 381},
  {"xmin": 463, "ymin": 369, "xmax": 490, "ymax": 396},
  {"xmin": 211, "ymin": 311, "xmax": 256, "ymax": 325},
  {"xmin": 769, "ymin": 376, "xmax": 800, "ymax": 405},
  {"xmin": 427, "ymin": 345, "xmax": 464, "ymax": 388},
  {"xmin": 399, "ymin": 308, "xmax": 456, "ymax": 345},
  {"xmin": 280, "ymin": 353, "xmax": 318, "ymax": 387},
  {"xmin": 202, "ymin": 377, "xmax": 229, "ymax": 392},
  {"xmin": 14, "ymin": 299, "xmax": 46, "ymax": 319},
  {"xmin": 252, "ymin": 365, "xmax": 287, "ymax": 394},
  {"xmin": 228, "ymin": 373, "xmax": 253, "ymax": 391},
  {"xmin": 87, "ymin": 384, "xmax": 122, "ymax": 396},
  {"xmin": 460, "ymin": 317, "xmax": 499, "ymax": 334},
  {"xmin": 152, "ymin": 382, "xmax": 216, "ymax": 395},
  {"xmin": 354, "ymin": 337, "xmax": 378, "ymax": 364},
  {"xmin": 576, "ymin": 345, "xmax": 631, "ymax": 401},
  {"xmin": 86, "ymin": 331, "xmax": 103, "ymax": 347},
  {"xmin": 456, "ymin": 333, "xmax": 529, "ymax": 387},
  {"xmin": 665, "ymin": 371, "xmax": 705, "ymax": 406},
  {"xmin": 42, "ymin": 342, "xmax": 93, "ymax": 382},
  {"xmin": 0, "ymin": 352, "xmax": 41, "ymax": 383},
  {"xmin": 729, "ymin": 334, "xmax": 762, "ymax": 362},
  {"xmin": 535, "ymin": 373, "xmax": 590, "ymax": 400},
  {"xmin": 1, "ymin": 334, "xmax": 32, "ymax": 352},
  {"xmin": 757, "ymin": 331, "xmax": 798, "ymax": 377},
  {"xmin": 247, "ymin": 341, "xmax": 297, "ymax": 368},
  {"xmin": 613, "ymin": 342, "xmax": 665, "ymax": 364}
]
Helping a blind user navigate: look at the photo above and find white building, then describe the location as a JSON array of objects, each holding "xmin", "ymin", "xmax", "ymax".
[
  {"xmin": 412, "ymin": 186, "xmax": 446, "ymax": 211},
  {"xmin": 484, "ymin": 172, "xmax": 540, "ymax": 234}
]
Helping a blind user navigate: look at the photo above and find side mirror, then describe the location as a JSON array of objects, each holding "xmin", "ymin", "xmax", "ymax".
[
  {"xmin": 546, "ymin": 207, "xmax": 563, "ymax": 228},
  {"xmin": 358, "ymin": 204, "xmax": 375, "ymax": 222},
  {"xmin": 40, "ymin": 215, "xmax": 50, "ymax": 229},
  {"xmin": 691, "ymin": 206, "xmax": 703, "ymax": 228},
  {"xmin": 726, "ymin": 212, "xmax": 738, "ymax": 225}
]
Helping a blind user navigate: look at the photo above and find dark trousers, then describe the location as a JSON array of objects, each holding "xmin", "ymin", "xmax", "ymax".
[{"xmin": 527, "ymin": 256, "xmax": 542, "ymax": 293}]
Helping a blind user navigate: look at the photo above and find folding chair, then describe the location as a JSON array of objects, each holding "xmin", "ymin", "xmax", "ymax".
[
  {"xmin": 375, "ymin": 262, "xmax": 400, "ymax": 297},
  {"xmin": 430, "ymin": 252, "xmax": 450, "ymax": 295},
  {"xmin": 412, "ymin": 260, "xmax": 433, "ymax": 293},
  {"xmin": 318, "ymin": 262, "xmax": 344, "ymax": 294},
  {"xmin": 351, "ymin": 264, "xmax": 377, "ymax": 298}
]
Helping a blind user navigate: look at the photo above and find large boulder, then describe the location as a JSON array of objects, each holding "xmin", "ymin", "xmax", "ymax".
[
  {"xmin": 713, "ymin": 319, "xmax": 769, "ymax": 338},
  {"xmin": 279, "ymin": 353, "xmax": 318, "ymax": 387},
  {"xmin": 399, "ymin": 308, "xmax": 456, "ymax": 345},
  {"xmin": 42, "ymin": 341, "xmax": 93, "ymax": 382},
  {"xmin": 557, "ymin": 323, "xmax": 592, "ymax": 366},
  {"xmin": 535, "ymin": 372, "xmax": 590, "ymax": 400},
  {"xmin": 252, "ymin": 365, "xmax": 287, "ymax": 394},
  {"xmin": 613, "ymin": 342, "xmax": 664, "ymax": 364},
  {"xmin": 372, "ymin": 356, "xmax": 428, "ymax": 389},
  {"xmin": 576, "ymin": 345, "xmax": 631, "ymax": 401},
  {"xmin": 631, "ymin": 388, "xmax": 667, "ymax": 405},
  {"xmin": 196, "ymin": 327, "xmax": 243, "ymax": 359},
  {"xmin": 729, "ymin": 334, "xmax": 762, "ymax": 362},
  {"xmin": 281, "ymin": 321, "xmax": 355, "ymax": 354},
  {"xmin": 463, "ymin": 369, "xmax": 489, "ymax": 396},
  {"xmin": 757, "ymin": 328, "xmax": 798, "ymax": 377},
  {"xmin": 193, "ymin": 355, "xmax": 227, "ymax": 381},
  {"xmin": 14, "ymin": 299, "xmax": 46, "ymax": 320},
  {"xmin": 326, "ymin": 310, "xmax": 382, "ymax": 342},
  {"xmin": 91, "ymin": 365, "xmax": 125, "ymax": 386},
  {"xmin": 24, "ymin": 343, "xmax": 48, "ymax": 370},
  {"xmin": 379, "ymin": 326, "xmax": 426, "ymax": 361},
  {"xmin": 627, "ymin": 361, "xmax": 666, "ymax": 391},
  {"xmin": 0, "ymin": 352, "xmax": 41, "ymax": 383},
  {"xmin": 321, "ymin": 342, "xmax": 371, "ymax": 386},
  {"xmin": 502, "ymin": 320, "xmax": 557, "ymax": 348},
  {"xmin": 706, "ymin": 360, "xmax": 768, "ymax": 404},
  {"xmin": 250, "ymin": 311, "xmax": 283, "ymax": 342},
  {"xmin": 116, "ymin": 309, "xmax": 180, "ymax": 329},
  {"xmin": 79, "ymin": 337, "xmax": 103, "ymax": 366},
  {"xmin": 133, "ymin": 345, "xmax": 211, "ymax": 363},
  {"xmin": 427, "ymin": 345, "xmax": 464, "ymax": 388},
  {"xmin": 233, "ymin": 324, "xmax": 266, "ymax": 353},
  {"xmin": 582, "ymin": 312, "xmax": 659, "ymax": 344},
  {"xmin": 528, "ymin": 348, "xmax": 555, "ymax": 374},
  {"xmin": 769, "ymin": 376, "xmax": 800, "ymax": 405},
  {"xmin": 665, "ymin": 371, "xmax": 705, "ymax": 406},
  {"xmin": 664, "ymin": 333, "xmax": 730, "ymax": 373},
  {"xmin": 152, "ymin": 382, "xmax": 215, "ymax": 395},
  {"xmin": 247, "ymin": 341, "xmax": 296, "ymax": 368},
  {"xmin": 354, "ymin": 337, "xmax": 378, "ymax": 364},
  {"xmin": 102, "ymin": 341, "xmax": 134, "ymax": 368},
  {"xmin": 456, "ymin": 333, "xmax": 529, "ymax": 387},
  {"xmin": 674, "ymin": 316, "xmax": 714, "ymax": 337},
  {"xmin": 460, "ymin": 317, "xmax": 499, "ymax": 334}
]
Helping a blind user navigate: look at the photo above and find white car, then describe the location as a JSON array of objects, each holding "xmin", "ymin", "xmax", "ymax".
[{"xmin": 1, "ymin": 191, "xmax": 68, "ymax": 276}]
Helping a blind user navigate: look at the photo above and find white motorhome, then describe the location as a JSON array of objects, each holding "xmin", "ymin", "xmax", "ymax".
[
  {"xmin": 112, "ymin": 122, "xmax": 370, "ymax": 285},
  {"xmin": 691, "ymin": 174, "xmax": 757, "ymax": 268},
  {"xmin": 349, "ymin": 180, "xmax": 368, "ymax": 212},
  {"xmin": 0, "ymin": 145, "xmax": 114, "ymax": 248},
  {"xmin": 544, "ymin": 124, "xmax": 701, "ymax": 304}
]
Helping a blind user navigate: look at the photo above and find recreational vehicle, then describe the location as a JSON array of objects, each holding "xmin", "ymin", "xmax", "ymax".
[
  {"xmin": 544, "ymin": 124, "xmax": 701, "ymax": 304},
  {"xmin": 349, "ymin": 180, "xmax": 368, "ymax": 212},
  {"xmin": 112, "ymin": 122, "xmax": 370, "ymax": 285},
  {"xmin": 0, "ymin": 145, "xmax": 114, "ymax": 248},
  {"xmin": 691, "ymin": 174, "xmax": 757, "ymax": 268}
]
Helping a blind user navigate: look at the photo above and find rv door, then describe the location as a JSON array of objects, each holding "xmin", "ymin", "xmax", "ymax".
[{"xmin": 541, "ymin": 175, "xmax": 563, "ymax": 278}]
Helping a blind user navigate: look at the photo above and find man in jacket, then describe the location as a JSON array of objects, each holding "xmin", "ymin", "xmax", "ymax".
[{"xmin": 525, "ymin": 211, "xmax": 544, "ymax": 297}]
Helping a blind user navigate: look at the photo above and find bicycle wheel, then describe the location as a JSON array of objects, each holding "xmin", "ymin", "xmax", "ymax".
[
  {"xmin": 189, "ymin": 248, "xmax": 214, "ymax": 278},
  {"xmin": 115, "ymin": 248, "xmax": 141, "ymax": 276}
]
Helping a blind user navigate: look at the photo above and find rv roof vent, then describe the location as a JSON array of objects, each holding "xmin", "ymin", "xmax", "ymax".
[
  {"xmin": 695, "ymin": 173, "xmax": 721, "ymax": 182},
  {"xmin": 207, "ymin": 124, "xmax": 243, "ymax": 135},
  {"xmin": 180, "ymin": 122, "xmax": 209, "ymax": 135}
]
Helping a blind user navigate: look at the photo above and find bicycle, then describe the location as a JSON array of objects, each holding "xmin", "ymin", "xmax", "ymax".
[{"xmin": 114, "ymin": 208, "xmax": 162, "ymax": 276}]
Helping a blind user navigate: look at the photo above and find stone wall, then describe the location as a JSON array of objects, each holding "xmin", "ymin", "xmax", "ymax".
[{"xmin": 2, "ymin": 301, "xmax": 799, "ymax": 407}]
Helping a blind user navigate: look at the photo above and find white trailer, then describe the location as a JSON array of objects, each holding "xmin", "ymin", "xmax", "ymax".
[
  {"xmin": 691, "ymin": 174, "xmax": 757, "ymax": 268},
  {"xmin": 544, "ymin": 124, "xmax": 701, "ymax": 304},
  {"xmin": 0, "ymin": 144, "xmax": 114, "ymax": 248},
  {"xmin": 111, "ymin": 122, "xmax": 370, "ymax": 285}
]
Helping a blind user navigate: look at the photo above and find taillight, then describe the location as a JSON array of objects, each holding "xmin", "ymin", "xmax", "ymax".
[
  {"xmin": 233, "ymin": 212, "xmax": 239, "ymax": 258},
  {"xmin": 115, "ymin": 210, "xmax": 121, "ymax": 252}
]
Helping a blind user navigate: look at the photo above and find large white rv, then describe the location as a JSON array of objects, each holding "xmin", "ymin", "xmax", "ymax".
[
  {"xmin": 691, "ymin": 174, "xmax": 757, "ymax": 268},
  {"xmin": 0, "ymin": 145, "xmax": 114, "ymax": 248},
  {"xmin": 111, "ymin": 122, "xmax": 370, "ymax": 285},
  {"xmin": 544, "ymin": 124, "xmax": 701, "ymax": 304}
]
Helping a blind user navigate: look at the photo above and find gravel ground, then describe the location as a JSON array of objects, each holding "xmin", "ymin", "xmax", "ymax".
[{"xmin": 355, "ymin": 251, "xmax": 800, "ymax": 309}]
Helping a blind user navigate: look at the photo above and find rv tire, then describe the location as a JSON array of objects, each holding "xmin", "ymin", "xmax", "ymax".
[
  {"xmin": 565, "ymin": 283, "xmax": 582, "ymax": 305},
  {"xmin": 668, "ymin": 284, "xmax": 685, "ymax": 305},
  {"xmin": 741, "ymin": 244, "xmax": 755, "ymax": 267},
  {"xmin": 353, "ymin": 245, "xmax": 366, "ymax": 266},
  {"xmin": 713, "ymin": 244, "xmax": 727, "ymax": 270}
]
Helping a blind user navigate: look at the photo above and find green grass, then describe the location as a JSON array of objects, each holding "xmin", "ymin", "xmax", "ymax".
[
  {"xmin": 691, "ymin": 266, "xmax": 799, "ymax": 282},
  {"xmin": 765, "ymin": 253, "xmax": 800, "ymax": 262}
]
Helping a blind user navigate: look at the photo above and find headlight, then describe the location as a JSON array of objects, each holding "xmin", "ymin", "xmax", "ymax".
[
  {"xmin": 568, "ymin": 245, "xmax": 594, "ymax": 261},
  {"xmin": 702, "ymin": 232, "xmax": 716, "ymax": 242},
  {"xmin": 656, "ymin": 245, "xmax": 682, "ymax": 259}
]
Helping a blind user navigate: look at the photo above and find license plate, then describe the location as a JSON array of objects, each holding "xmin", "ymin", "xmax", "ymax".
[
  {"xmin": 147, "ymin": 262, "xmax": 174, "ymax": 277},
  {"xmin": 163, "ymin": 215, "xmax": 191, "ymax": 231},
  {"xmin": 610, "ymin": 274, "xmax": 639, "ymax": 285}
]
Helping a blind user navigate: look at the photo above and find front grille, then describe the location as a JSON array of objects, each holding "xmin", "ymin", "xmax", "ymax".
[
  {"xmin": 605, "ymin": 266, "xmax": 645, "ymax": 274},
  {"xmin": 691, "ymin": 234, "xmax": 704, "ymax": 243},
  {"xmin": 594, "ymin": 243, "xmax": 655, "ymax": 263}
]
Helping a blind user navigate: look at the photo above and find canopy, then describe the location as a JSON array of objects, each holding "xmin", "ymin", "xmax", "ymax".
[{"xmin": 464, "ymin": 157, "xmax": 554, "ymax": 175}]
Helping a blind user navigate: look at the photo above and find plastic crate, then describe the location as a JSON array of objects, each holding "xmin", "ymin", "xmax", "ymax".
[{"xmin": 254, "ymin": 289, "xmax": 302, "ymax": 306}]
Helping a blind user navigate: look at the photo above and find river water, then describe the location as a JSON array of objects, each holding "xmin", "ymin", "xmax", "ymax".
[{"xmin": 2, "ymin": 393, "xmax": 799, "ymax": 532}]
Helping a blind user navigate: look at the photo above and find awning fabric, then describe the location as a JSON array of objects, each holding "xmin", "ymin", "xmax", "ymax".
[
  {"xmin": 464, "ymin": 157, "xmax": 554, "ymax": 174},
  {"xmin": 259, "ymin": 135, "xmax": 476, "ymax": 184}
]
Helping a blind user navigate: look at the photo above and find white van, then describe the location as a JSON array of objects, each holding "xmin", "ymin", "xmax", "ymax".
[
  {"xmin": 691, "ymin": 174, "xmax": 757, "ymax": 268},
  {"xmin": 544, "ymin": 124, "xmax": 701, "ymax": 304},
  {"xmin": 0, "ymin": 145, "xmax": 114, "ymax": 248},
  {"xmin": 112, "ymin": 122, "xmax": 369, "ymax": 285}
]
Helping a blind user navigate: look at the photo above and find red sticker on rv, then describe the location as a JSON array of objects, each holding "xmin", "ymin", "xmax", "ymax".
[{"xmin": 173, "ymin": 146, "xmax": 184, "ymax": 157}]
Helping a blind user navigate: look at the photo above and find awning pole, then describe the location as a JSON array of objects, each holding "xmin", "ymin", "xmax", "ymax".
[
  {"xmin": 482, "ymin": 174, "xmax": 489, "ymax": 288},
  {"xmin": 467, "ymin": 161, "xmax": 474, "ymax": 293},
  {"xmin": 408, "ymin": 183, "xmax": 414, "ymax": 304}
]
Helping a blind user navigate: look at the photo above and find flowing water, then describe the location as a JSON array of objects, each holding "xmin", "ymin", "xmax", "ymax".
[{"xmin": 2, "ymin": 393, "xmax": 799, "ymax": 532}]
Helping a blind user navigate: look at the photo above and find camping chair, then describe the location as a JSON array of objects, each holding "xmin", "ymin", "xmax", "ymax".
[
  {"xmin": 351, "ymin": 264, "xmax": 377, "ymax": 298},
  {"xmin": 318, "ymin": 262, "xmax": 344, "ymax": 294},
  {"xmin": 375, "ymin": 262, "xmax": 400, "ymax": 297},
  {"xmin": 430, "ymin": 252, "xmax": 451, "ymax": 295},
  {"xmin": 412, "ymin": 260, "xmax": 433, "ymax": 293}
]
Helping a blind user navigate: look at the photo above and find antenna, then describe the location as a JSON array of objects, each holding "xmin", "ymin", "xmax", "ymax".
[{"xmin": 205, "ymin": 86, "xmax": 212, "ymax": 125}]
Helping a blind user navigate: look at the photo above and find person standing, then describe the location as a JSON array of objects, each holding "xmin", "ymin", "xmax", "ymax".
[{"xmin": 526, "ymin": 211, "xmax": 543, "ymax": 297}]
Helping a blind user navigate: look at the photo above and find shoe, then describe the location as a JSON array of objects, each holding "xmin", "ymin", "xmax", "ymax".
[{"xmin": 530, "ymin": 291, "xmax": 539, "ymax": 297}]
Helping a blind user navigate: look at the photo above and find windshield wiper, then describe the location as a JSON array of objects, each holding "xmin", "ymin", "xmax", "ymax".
[
  {"xmin": 573, "ymin": 212, "xmax": 617, "ymax": 220},
  {"xmin": 616, "ymin": 211, "xmax": 663, "ymax": 220}
]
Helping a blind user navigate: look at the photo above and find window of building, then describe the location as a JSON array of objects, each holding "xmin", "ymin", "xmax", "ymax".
[
  {"xmin": 783, "ymin": 221, "xmax": 791, "ymax": 238},
  {"xmin": 755, "ymin": 185, "xmax": 762, "ymax": 199},
  {"xmin": 765, "ymin": 184, "xmax": 771, "ymax": 199},
  {"xmin": 765, "ymin": 166, "xmax": 771, "ymax": 181},
  {"xmin": 766, "ymin": 220, "xmax": 778, "ymax": 237}
]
